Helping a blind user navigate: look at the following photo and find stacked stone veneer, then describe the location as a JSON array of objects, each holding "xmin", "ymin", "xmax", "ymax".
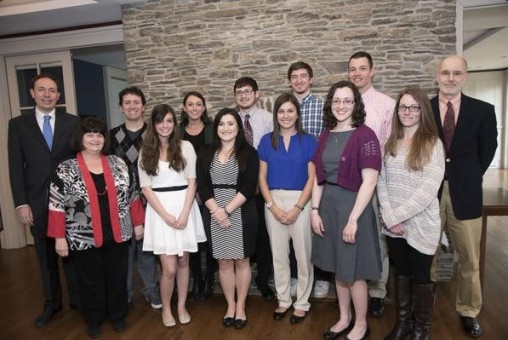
[{"xmin": 122, "ymin": 0, "xmax": 456, "ymax": 115}]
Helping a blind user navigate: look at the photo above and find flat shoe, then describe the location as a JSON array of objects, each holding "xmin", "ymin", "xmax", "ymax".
[
  {"xmin": 223, "ymin": 317, "xmax": 235, "ymax": 327},
  {"xmin": 345, "ymin": 325, "xmax": 370, "ymax": 340},
  {"xmin": 178, "ymin": 310, "xmax": 191, "ymax": 324},
  {"xmin": 273, "ymin": 308, "xmax": 289, "ymax": 320},
  {"xmin": 234, "ymin": 318, "xmax": 247, "ymax": 329},
  {"xmin": 323, "ymin": 320, "xmax": 354, "ymax": 339},
  {"xmin": 290, "ymin": 311, "xmax": 308, "ymax": 324},
  {"xmin": 162, "ymin": 314, "xmax": 176, "ymax": 327}
]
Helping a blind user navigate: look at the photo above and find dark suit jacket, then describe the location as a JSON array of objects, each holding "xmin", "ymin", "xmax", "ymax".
[
  {"xmin": 431, "ymin": 94, "xmax": 497, "ymax": 220},
  {"xmin": 8, "ymin": 110, "xmax": 79, "ymax": 238}
]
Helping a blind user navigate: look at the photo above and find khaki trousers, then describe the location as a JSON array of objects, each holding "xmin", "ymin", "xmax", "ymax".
[
  {"xmin": 433, "ymin": 181, "xmax": 482, "ymax": 317},
  {"xmin": 265, "ymin": 190, "xmax": 313, "ymax": 311}
]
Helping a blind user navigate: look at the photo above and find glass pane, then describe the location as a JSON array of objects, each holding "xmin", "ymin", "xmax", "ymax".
[
  {"xmin": 16, "ymin": 67, "xmax": 37, "ymax": 107},
  {"xmin": 21, "ymin": 108, "xmax": 33, "ymax": 116}
]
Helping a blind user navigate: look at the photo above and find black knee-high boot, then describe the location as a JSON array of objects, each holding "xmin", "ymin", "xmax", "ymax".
[
  {"xmin": 409, "ymin": 283, "xmax": 435, "ymax": 340},
  {"xmin": 385, "ymin": 276, "xmax": 412, "ymax": 340}
]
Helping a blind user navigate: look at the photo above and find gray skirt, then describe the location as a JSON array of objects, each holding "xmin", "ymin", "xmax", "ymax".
[{"xmin": 311, "ymin": 183, "xmax": 381, "ymax": 283}]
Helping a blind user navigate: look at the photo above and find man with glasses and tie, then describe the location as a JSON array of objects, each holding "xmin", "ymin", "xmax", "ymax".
[
  {"xmin": 431, "ymin": 55, "xmax": 497, "ymax": 338},
  {"xmin": 8, "ymin": 73, "xmax": 80, "ymax": 327},
  {"xmin": 348, "ymin": 51, "xmax": 395, "ymax": 318},
  {"xmin": 233, "ymin": 76, "xmax": 274, "ymax": 300}
]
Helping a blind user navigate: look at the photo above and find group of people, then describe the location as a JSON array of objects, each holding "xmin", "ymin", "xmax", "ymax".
[{"xmin": 7, "ymin": 51, "xmax": 497, "ymax": 340}]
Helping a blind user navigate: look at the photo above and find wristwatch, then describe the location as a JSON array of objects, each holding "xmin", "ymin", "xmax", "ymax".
[{"xmin": 265, "ymin": 202, "xmax": 273, "ymax": 209}]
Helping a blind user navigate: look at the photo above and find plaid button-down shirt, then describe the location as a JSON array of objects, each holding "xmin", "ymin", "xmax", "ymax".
[{"xmin": 300, "ymin": 93, "xmax": 324, "ymax": 139}]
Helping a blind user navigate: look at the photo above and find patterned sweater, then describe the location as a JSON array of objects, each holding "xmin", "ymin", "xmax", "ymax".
[
  {"xmin": 47, "ymin": 153, "xmax": 145, "ymax": 250},
  {"xmin": 377, "ymin": 141, "xmax": 445, "ymax": 255}
]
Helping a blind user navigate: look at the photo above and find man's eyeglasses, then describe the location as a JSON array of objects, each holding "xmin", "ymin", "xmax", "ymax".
[
  {"xmin": 398, "ymin": 105, "xmax": 421, "ymax": 112},
  {"xmin": 235, "ymin": 89, "xmax": 254, "ymax": 97}
]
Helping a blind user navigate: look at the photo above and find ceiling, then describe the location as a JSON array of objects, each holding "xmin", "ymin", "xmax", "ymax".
[{"xmin": 0, "ymin": 0, "xmax": 507, "ymax": 71}]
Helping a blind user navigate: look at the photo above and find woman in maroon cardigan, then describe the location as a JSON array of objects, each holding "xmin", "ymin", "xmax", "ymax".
[
  {"xmin": 310, "ymin": 81, "xmax": 381, "ymax": 340},
  {"xmin": 48, "ymin": 117, "xmax": 144, "ymax": 338}
]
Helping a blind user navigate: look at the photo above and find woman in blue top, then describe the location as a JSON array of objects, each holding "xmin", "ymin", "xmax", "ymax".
[{"xmin": 258, "ymin": 93, "xmax": 317, "ymax": 324}]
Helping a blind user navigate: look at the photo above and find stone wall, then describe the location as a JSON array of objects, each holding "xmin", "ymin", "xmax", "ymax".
[{"xmin": 122, "ymin": 0, "xmax": 457, "ymax": 115}]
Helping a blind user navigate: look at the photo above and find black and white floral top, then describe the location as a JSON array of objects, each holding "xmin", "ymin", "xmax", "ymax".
[{"xmin": 47, "ymin": 152, "xmax": 145, "ymax": 251}]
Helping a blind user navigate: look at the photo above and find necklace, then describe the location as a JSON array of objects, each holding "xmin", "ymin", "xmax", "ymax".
[{"xmin": 97, "ymin": 186, "xmax": 107, "ymax": 196}]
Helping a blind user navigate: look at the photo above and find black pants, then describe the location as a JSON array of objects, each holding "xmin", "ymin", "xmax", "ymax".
[
  {"xmin": 32, "ymin": 228, "xmax": 79, "ymax": 310},
  {"xmin": 254, "ymin": 194, "xmax": 273, "ymax": 284},
  {"xmin": 71, "ymin": 241, "xmax": 129, "ymax": 326},
  {"xmin": 387, "ymin": 236, "xmax": 433, "ymax": 284}
]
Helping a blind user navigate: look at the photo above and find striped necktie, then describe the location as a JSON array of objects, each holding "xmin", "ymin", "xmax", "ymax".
[{"xmin": 244, "ymin": 114, "xmax": 253, "ymax": 146}]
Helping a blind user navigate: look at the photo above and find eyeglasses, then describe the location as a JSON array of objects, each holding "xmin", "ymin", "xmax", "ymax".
[
  {"xmin": 332, "ymin": 98, "xmax": 355, "ymax": 106},
  {"xmin": 398, "ymin": 105, "xmax": 421, "ymax": 112},
  {"xmin": 235, "ymin": 89, "xmax": 254, "ymax": 97}
]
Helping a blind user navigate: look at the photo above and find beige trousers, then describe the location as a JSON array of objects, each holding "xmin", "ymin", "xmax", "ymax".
[
  {"xmin": 265, "ymin": 190, "xmax": 313, "ymax": 311},
  {"xmin": 433, "ymin": 181, "xmax": 482, "ymax": 317}
]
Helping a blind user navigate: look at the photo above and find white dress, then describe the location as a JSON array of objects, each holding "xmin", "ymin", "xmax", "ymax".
[{"xmin": 139, "ymin": 141, "xmax": 206, "ymax": 256}]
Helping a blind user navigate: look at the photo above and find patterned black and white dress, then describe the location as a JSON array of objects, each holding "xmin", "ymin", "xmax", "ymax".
[{"xmin": 197, "ymin": 147, "xmax": 259, "ymax": 260}]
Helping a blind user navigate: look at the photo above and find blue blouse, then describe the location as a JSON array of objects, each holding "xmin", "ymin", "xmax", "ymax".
[{"xmin": 258, "ymin": 132, "xmax": 317, "ymax": 191}]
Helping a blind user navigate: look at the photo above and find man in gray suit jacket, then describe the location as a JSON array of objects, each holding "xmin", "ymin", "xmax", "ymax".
[
  {"xmin": 431, "ymin": 55, "xmax": 497, "ymax": 338},
  {"xmin": 8, "ymin": 73, "xmax": 80, "ymax": 327}
]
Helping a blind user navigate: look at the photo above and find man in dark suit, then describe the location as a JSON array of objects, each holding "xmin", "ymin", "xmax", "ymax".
[
  {"xmin": 431, "ymin": 55, "xmax": 497, "ymax": 338},
  {"xmin": 8, "ymin": 73, "xmax": 80, "ymax": 327}
]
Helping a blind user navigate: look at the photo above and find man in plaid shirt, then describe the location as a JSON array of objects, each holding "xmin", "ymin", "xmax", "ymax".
[
  {"xmin": 287, "ymin": 61, "xmax": 330, "ymax": 299},
  {"xmin": 287, "ymin": 61, "xmax": 324, "ymax": 139}
]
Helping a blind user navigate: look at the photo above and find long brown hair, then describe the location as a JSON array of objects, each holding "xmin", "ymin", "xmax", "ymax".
[
  {"xmin": 384, "ymin": 87, "xmax": 439, "ymax": 171},
  {"xmin": 270, "ymin": 93, "xmax": 305, "ymax": 150},
  {"xmin": 140, "ymin": 104, "xmax": 186, "ymax": 176}
]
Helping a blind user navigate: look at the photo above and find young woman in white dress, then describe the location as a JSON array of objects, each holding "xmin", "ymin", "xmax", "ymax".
[{"xmin": 138, "ymin": 104, "xmax": 206, "ymax": 328}]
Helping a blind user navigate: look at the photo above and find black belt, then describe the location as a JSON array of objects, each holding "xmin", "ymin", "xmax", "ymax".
[
  {"xmin": 325, "ymin": 181, "xmax": 340, "ymax": 186},
  {"xmin": 212, "ymin": 184, "xmax": 236, "ymax": 189},
  {"xmin": 152, "ymin": 185, "xmax": 188, "ymax": 192}
]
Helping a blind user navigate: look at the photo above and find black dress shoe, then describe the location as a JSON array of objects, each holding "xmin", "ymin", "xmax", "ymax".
[
  {"xmin": 113, "ymin": 320, "xmax": 126, "ymax": 332},
  {"xmin": 345, "ymin": 325, "xmax": 370, "ymax": 340},
  {"xmin": 222, "ymin": 317, "xmax": 235, "ymax": 327},
  {"xmin": 323, "ymin": 320, "xmax": 354, "ymax": 339},
  {"xmin": 460, "ymin": 316, "xmax": 482, "ymax": 338},
  {"xmin": 368, "ymin": 297, "xmax": 384, "ymax": 317},
  {"xmin": 234, "ymin": 318, "xmax": 247, "ymax": 329},
  {"xmin": 87, "ymin": 325, "xmax": 102, "ymax": 338},
  {"xmin": 273, "ymin": 308, "xmax": 289, "ymax": 320},
  {"xmin": 35, "ymin": 305, "xmax": 62, "ymax": 327},
  {"xmin": 255, "ymin": 277, "xmax": 275, "ymax": 301},
  {"xmin": 70, "ymin": 302, "xmax": 82, "ymax": 313},
  {"xmin": 290, "ymin": 311, "xmax": 308, "ymax": 324}
]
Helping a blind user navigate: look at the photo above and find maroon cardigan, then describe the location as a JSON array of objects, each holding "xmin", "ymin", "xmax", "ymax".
[{"xmin": 313, "ymin": 125, "xmax": 381, "ymax": 191}]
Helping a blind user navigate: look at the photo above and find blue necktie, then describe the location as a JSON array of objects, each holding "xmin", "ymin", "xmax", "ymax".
[{"xmin": 43, "ymin": 115, "xmax": 53, "ymax": 149}]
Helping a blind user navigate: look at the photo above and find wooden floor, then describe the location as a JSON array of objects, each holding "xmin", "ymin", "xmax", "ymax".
[
  {"xmin": 0, "ymin": 169, "xmax": 507, "ymax": 339},
  {"xmin": 0, "ymin": 219, "xmax": 506, "ymax": 340}
]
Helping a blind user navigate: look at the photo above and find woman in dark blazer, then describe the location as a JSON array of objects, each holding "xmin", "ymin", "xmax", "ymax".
[
  {"xmin": 196, "ymin": 108, "xmax": 259, "ymax": 330},
  {"xmin": 178, "ymin": 91, "xmax": 216, "ymax": 300}
]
